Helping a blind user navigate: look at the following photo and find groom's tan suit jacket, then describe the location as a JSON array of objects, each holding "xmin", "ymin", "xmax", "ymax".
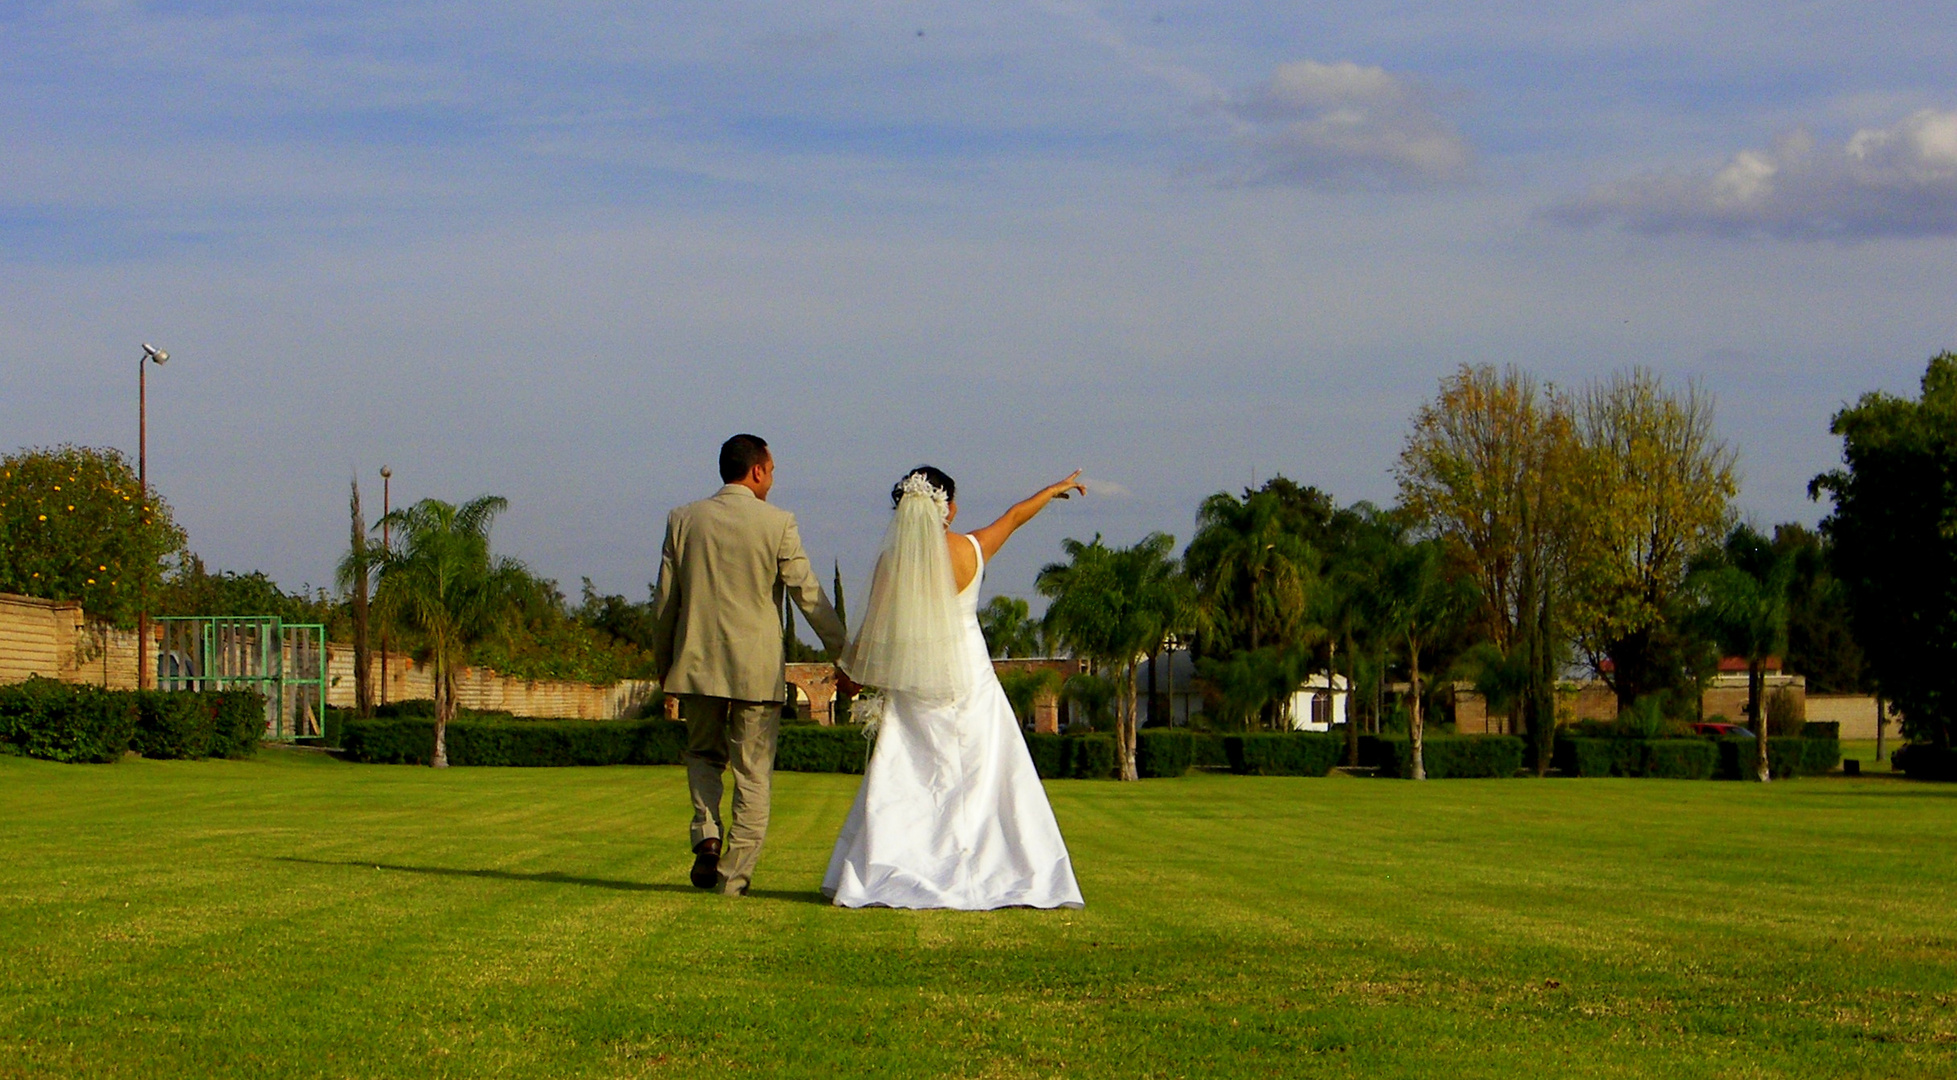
[{"xmin": 651, "ymin": 484, "xmax": 847, "ymax": 704}]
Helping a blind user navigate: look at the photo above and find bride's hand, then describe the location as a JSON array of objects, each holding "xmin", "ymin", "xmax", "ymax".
[{"xmin": 1047, "ymin": 470, "xmax": 1086, "ymax": 500}]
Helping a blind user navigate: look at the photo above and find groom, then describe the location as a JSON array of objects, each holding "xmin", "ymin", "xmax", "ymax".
[{"xmin": 651, "ymin": 434, "xmax": 848, "ymax": 896}]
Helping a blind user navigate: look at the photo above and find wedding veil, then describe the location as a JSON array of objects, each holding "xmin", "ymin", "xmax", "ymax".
[{"xmin": 838, "ymin": 472, "xmax": 974, "ymax": 703}]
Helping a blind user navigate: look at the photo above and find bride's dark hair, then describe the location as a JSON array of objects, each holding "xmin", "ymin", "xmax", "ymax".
[{"xmin": 892, "ymin": 466, "xmax": 956, "ymax": 507}]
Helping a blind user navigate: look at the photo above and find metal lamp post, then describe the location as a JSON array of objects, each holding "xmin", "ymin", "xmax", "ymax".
[
  {"xmin": 137, "ymin": 343, "xmax": 168, "ymax": 689},
  {"xmin": 379, "ymin": 466, "xmax": 391, "ymax": 704}
]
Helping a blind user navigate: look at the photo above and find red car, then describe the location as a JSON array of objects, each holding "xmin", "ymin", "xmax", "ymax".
[{"xmin": 1690, "ymin": 722, "xmax": 1755, "ymax": 738}]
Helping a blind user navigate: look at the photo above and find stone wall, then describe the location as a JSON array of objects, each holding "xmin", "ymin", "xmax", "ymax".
[{"xmin": 0, "ymin": 592, "xmax": 654, "ymax": 720}]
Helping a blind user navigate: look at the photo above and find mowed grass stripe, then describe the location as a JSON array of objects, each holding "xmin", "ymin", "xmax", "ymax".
[{"xmin": 2, "ymin": 749, "xmax": 1954, "ymax": 1078}]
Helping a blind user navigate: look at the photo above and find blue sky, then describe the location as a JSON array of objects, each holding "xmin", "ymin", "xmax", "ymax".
[{"xmin": 6, "ymin": 1, "xmax": 1956, "ymax": 609}]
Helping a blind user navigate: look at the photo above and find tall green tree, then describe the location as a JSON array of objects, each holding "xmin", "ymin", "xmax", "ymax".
[
  {"xmin": 1812, "ymin": 352, "xmax": 1957, "ymax": 751},
  {"xmin": 1038, "ymin": 533, "xmax": 1190, "ymax": 780},
  {"xmin": 0, "ymin": 445, "xmax": 186, "ymax": 627},
  {"xmin": 1771, "ymin": 524, "xmax": 1866, "ymax": 693},
  {"xmin": 1377, "ymin": 538, "xmax": 1478, "ymax": 781},
  {"xmin": 1184, "ymin": 488, "xmax": 1322, "ymax": 657},
  {"xmin": 371, "ymin": 496, "xmax": 529, "ymax": 768},
  {"xmin": 1396, "ymin": 366, "xmax": 1575, "ymax": 772},
  {"xmin": 1568, "ymin": 369, "xmax": 1738, "ymax": 708},
  {"xmin": 1687, "ymin": 524, "xmax": 1793, "ymax": 781},
  {"xmin": 978, "ymin": 596, "xmax": 1044, "ymax": 659}
]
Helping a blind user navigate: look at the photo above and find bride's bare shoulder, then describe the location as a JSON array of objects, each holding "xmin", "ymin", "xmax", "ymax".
[{"xmin": 948, "ymin": 531, "xmax": 980, "ymax": 588}]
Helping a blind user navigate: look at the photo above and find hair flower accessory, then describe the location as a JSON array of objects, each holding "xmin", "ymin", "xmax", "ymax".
[{"xmin": 899, "ymin": 471, "xmax": 951, "ymax": 523}]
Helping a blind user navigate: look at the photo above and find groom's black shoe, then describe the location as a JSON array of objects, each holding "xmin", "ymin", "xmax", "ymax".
[{"xmin": 690, "ymin": 838, "xmax": 722, "ymax": 890}]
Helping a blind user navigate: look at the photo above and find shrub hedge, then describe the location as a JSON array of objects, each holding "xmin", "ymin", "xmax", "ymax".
[
  {"xmin": 1224, "ymin": 732, "xmax": 1342, "ymax": 776},
  {"xmin": 0, "ymin": 678, "xmax": 261, "ymax": 763},
  {"xmin": 338, "ymin": 716, "xmax": 689, "ymax": 766},
  {"xmin": 1024, "ymin": 732, "xmax": 1069, "ymax": 779},
  {"xmin": 0, "ymin": 678, "xmax": 137, "ymax": 763},
  {"xmin": 1191, "ymin": 732, "xmax": 1229, "ymax": 769},
  {"xmin": 1372, "ymin": 735, "xmax": 1526, "ymax": 779},
  {"xmin": 1643, "ymin": 738, "xmax": 1718, "ymax": 780},
  {"xmin": 1136, "ymin": 728, "xmax": 1193, "ymax": 778},
  {"xmin": 1019, "ymin": 731, "xmax": 1118, "ymax": 779},
  {"xmin": 1070, "ymin": 734, "xmax": 1117, "ymax": 779},
  {"xmin": 1892, "ymin": 743, "xmax": 1957, "ymax": 781},
  {"xmin": 775, "ymin": 724, "xmax": 869, "ymax": 775},
  {"xmin": 1711, "ymin": 736, "xmax": 1841, "ymax": 779},
  {"xmin": 1554, "ymin": 737, "xmax": 1717, "ymax": 779}
]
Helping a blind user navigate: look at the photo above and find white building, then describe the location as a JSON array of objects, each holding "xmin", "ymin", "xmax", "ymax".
[{"xmin": 1134, "ymin": 649, "xmax": 1349, "ymax": 731}]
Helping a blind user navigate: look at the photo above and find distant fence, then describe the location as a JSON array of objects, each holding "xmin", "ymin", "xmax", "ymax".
[{"xmin": 0, "ymin": 592, "xmax": 654, "ymax": 721}]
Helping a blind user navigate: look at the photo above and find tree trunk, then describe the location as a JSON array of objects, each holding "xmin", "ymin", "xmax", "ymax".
[
  {"xmin": 432, "ymin": 654, "xmax": 453, "ymax": 769},
  {"xmin": 1874, "ymin": 694, "xmax": 1885, "ymax": 763},
  {"xmin": 1120, "ymin": 661, "xmax": 1140, "ymax": 781},
  {"xmin": 1409, "ymin": 633, "xmax": 1426, "ymax": 781},
  {"xmin": 1750, "ymin": 656, "xmax": 1768, "ymax": 782}
]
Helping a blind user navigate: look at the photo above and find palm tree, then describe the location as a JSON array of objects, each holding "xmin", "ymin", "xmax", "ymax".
[
  {"xmin": 1688, "ymin": 524, "xmax": 1794, "ymax": 782},
  {"xmin": 371, "ymin": 496, "xmax": 528, "ymax": 768},
  {"xmin": 1378, "ymin": 538, "xmax": 1477, "ymax": 780},
  {"xmin": 1184, "ymin": 490, "xmax": 1321, "ymax": 656},
  {"xmin": 979, "ymin": 595, "xmax": 1045, "ymax": 659},
  {"xmin": 1184, "ymin": 489, "xmax": 1325, "ymax": 729},
  {"xmin": 1038, "ymin": 533, "xmax": 1189, "ymax": 781}
]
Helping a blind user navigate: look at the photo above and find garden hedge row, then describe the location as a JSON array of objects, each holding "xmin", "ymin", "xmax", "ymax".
[
  {"xmin": 1554, "ymin": 737, "xmax": 1718, "ymax": 779},
  {"xmin": 0, "ymin": 678, "xmax": 262, "ymax": 762},
  {"xmin": 1224, "ymin": 732, "xmax": 1343, "ymax": 776},
  {"xmin": 775, "ymin": 724, "xmax": 869, "ymax": 774},
  {"xmin": 1366, "ymin": 735, "xmax": 1527, "ymax": 779},
  {"xmin": 339, "ymin": 716, "xmax": 690, "ymax": 766},
  {"xmin": 1023, "ymin": 732, "xmax": 1118, "ymax": 779},
  {"xmin": 1190, "ymin": 731, "xmax": 1229, "ymax": 769},
  {"xmin": 1714, "ymin": 736, "xmax": 1840, "ymax": 779},
  {"xmin": 1136, "ymin": 728, "xmax": 1193, "ymax": 778},
  {"xmin": 1892, "ymin": 743, "xmax": 1957, "ymax": 781},
  {"xmin": 1555, "ymin": 735, "xmax": 1840, "ymax": 779}
]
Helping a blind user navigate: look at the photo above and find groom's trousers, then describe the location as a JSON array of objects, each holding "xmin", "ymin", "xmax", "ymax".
[{"xmin": 680, "ymin": 695, "xmax": 780, "ymax": 896}]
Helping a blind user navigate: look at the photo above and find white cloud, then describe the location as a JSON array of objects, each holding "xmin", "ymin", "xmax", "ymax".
[
  {"xmin": 1213, "ymin": 61, "xmax": 1474, "ymax": 189},
  {"xmin": 1549, "ymin": 109, "xmax": 1957, "ymax": 240}
]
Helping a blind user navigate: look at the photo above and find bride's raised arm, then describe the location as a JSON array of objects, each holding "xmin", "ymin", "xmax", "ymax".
[{"xmin": 966, "ymin": 470, "xmax": 1086, "ymax": 562}]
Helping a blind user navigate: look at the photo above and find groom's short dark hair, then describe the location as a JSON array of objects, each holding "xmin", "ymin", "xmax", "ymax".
[{"xmin": 719, "ymin": 434, "xmax": 771, "ymax": 482}]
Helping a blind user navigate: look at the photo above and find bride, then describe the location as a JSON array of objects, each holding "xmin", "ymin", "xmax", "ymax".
[{"xmin": 823, "ymin": 467, "xmax": 1087, "ymax": 910}]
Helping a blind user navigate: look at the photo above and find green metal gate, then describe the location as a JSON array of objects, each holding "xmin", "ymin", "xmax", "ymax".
[{"xmin": 155, "ymin": 616, "xmax": 329, "ymax": 740}]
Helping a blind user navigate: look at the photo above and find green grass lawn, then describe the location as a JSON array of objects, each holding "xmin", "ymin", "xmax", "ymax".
[{"xmin": 2, "ymin": 750, "xmax": 1953, "ymax": 1079}]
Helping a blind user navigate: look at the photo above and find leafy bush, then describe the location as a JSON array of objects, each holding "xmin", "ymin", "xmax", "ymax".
[
  {"xmin": 1552, "ymin": 737, "xmax": 1714, "ymax": 779},
  {"xmin": 204, "ymin": 691, "xmax": 265, "ymax": 758},
  {"xmin": 1224, "ymin": 732, "xmax": 1341, "ymax": 776},
  {"xmin": 776, "ymin": 724, "xmax": 869, "ymax": 774},
  {"xmin": 1892, "ymin": 743, "xmax": 1957, "ymax": 781},
  {"xmin": 1802, "ymin": 721, "xmax": 1841, "ymax": 740},
  {"xmin": 1070, "ymin": 734, "xmax": 1117, "ymax": 779},
  {"xmin": 1373, "ymin": 735, "xmax": 1525, "ymax": 779},
  {"xmin": 1765, "ymin": 688, "xmax": 1807, "ymax": 736},
  {"xmin": 0, "ymin": 678, "xmax": 138, "ymax": 763},
  {"xmin": 1191, "ymin": 731, "xmax": 1229, "ymax": 769},
  {"xmin": 1136, "ymin": 728, "xmax": 1193, "ymax": 778},
  {"xmin": 1712, "ymin": 736, "xmax": 1840, "ymax": 779},
  {"xmin": 1643, "ymin": 739, "xmax": 1718, "ymax": 780},
  {"xmin": 1024, "ymin": 731, "xmax": 1069, "ymax": 779},
  {"xmin": 133, "ymin": 691, "xmax": 212, "ymax": 759},
  {"xmin": 338, "ymin": 716, "xmax": 688, "ymax": 766}
]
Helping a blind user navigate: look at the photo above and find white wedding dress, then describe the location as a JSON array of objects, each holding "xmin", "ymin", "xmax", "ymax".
[{"xmin": 823, "ymin": 535, "xmax": 1085, "ymax": 909}]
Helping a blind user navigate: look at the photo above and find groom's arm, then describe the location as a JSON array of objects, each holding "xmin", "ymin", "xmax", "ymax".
[
  {"xmin": 649, "ymin": 511, "xmax": 683, "ymax": 678},
  {"xmin": 777, "ymin": 517, "xmax": 848, "ymax": 656}
]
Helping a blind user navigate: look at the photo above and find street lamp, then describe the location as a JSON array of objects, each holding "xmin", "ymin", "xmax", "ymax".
[
  {"xmin": 379, "ymin": 466, "xmax": 391, "ymax": 704},
  {"xmin": 138, "ymin": 343, "xmax": 168, "ymax": 690}
]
